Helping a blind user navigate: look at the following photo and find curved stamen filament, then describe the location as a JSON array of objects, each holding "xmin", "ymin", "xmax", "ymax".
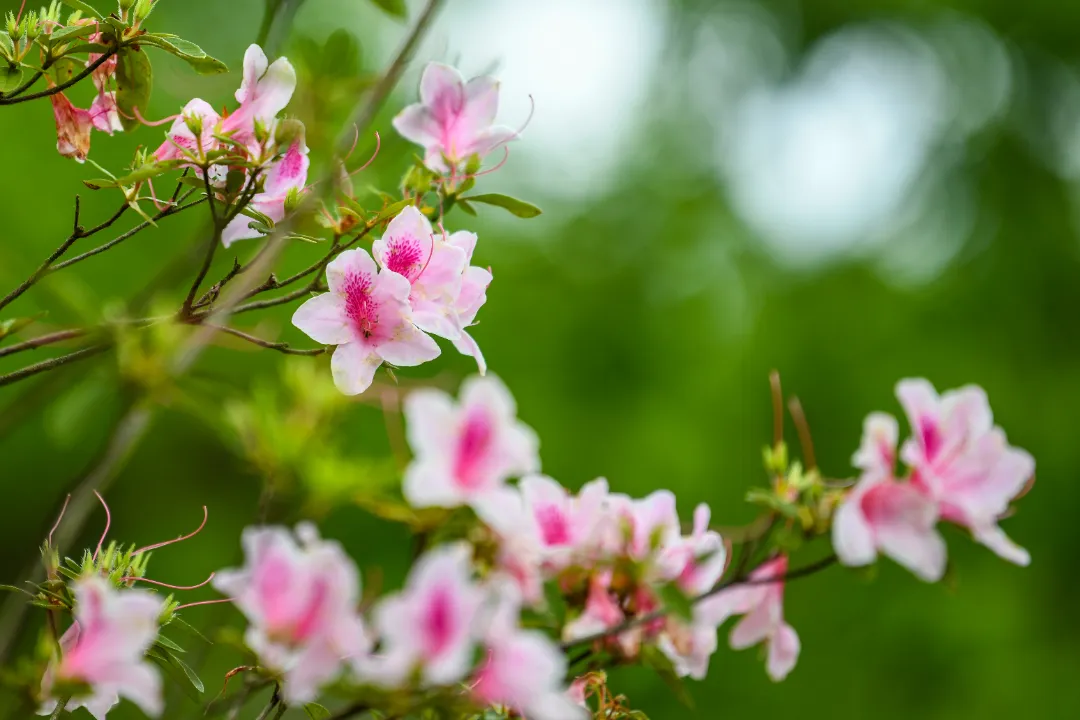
[
  {"xmin": 131, "ymin": 105, "xmax": 181, "ymax": 127},
  {"xmin": 174, "ymin": 597, "xmax": 233, "ymax": 611},
  {"xmin": 132, "ymin": 505, "xmax": 208, "ymax": 555},
  {"xmin": 91, "ymin": 490, "xmax": 110, "ymax": 562},
  {"xmin": 122, "ymin": 572, "xmax": 215, "ymax": 591},
  {"xmin": 349, "ymin": 131, "xmax": 382, "ymax": 176},
  {"xmin": 47, "ymin": 494, "xmax": 71, "ymax": 547}
]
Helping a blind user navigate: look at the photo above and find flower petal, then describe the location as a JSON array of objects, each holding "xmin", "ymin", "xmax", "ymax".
[
  {"xmin": 331, "ymin": 342, "xmax": 382, "ymax": 395},
  {"xmin": 291, "ymin": 293, "xmax": 351, "ymax": 345}
]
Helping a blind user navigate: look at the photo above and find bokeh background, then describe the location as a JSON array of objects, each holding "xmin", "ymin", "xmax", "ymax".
[{"xmin": 1, "ymin": 0, "xmax": 1078, "ymax": 717}]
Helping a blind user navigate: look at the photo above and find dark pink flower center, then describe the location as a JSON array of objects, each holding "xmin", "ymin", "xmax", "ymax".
[
  {"xmin": 453, "ymin": 408, "xmax": 494, "ymax": 489},
  {"xmin": 535, "ymin": 505, "xmax": 571, "ymax": 547},
  {"xmin": 422, "ymin": 584, "xmax": 455, "ymax": 657},
  {"xmin": 384, "ymin": 236, "xmax": 425, "ymax": 282},
  {"xmin": 343, "ymin": 272, "xmax": 379, "ymax": 339},
  {"xmin": 920, "ymin": 416, "xmax": 942, "ymax": 461}
]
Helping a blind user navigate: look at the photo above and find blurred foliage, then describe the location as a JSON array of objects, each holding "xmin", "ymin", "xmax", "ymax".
[{"xmin": 1, "ymin": 0, "xmax": 1079, "ymax": 718}]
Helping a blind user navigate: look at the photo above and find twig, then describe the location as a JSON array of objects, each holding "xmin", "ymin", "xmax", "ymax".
[
  {"xmin": 326, "ymin": 703, "xmax": 373, "ymax": 720},
  {"xmin": 0, "ymin": 47, "xmax": 119, "ymax": 105},
  {"xmin": 560, "ymin": 555, "xmax": 838, "ymax": 650},
  {"xmin": 0, "ymin": 345, "xmax": 109, "ymax": 388},
  {"xmin": 0, "ymin": 329, "xmax": 87, "ymax": 359},
  {"xmin": 204, "ymin": 324, "xmax": 326, "ymax": 356}
]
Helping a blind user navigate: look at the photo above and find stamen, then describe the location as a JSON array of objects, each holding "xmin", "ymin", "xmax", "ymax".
[
  {"xmin": 469, "ymin": 146, "xmax": 510, "ymax": 180},
  {"xmin": 515, "ymin": 94, "xmax": 536, "ymax": 136},
  {"xmin": 15, "ymin": 0, "xmax": 27, "ymax": 25},
  {"xmin": 46, "ymin": 494, "xmax": 71, "ymax": 547},
  {"xmin": 132, "ymin": 505, "xmax": 208, "ymax": 555},
  {"xmin": 349, "ymin": 131, "xmax": 382, "ymax": 176},
  {"xmin": 173, "ymin": 597, "xmax": 233, "ymax": 611},
  {"xmin": 91, "ymin": 490, "xmax": 111, "ymax": 562},
  {"xmin": 121, "ymin": 572, "xmax": 215, "ymax": 591},
  {"xmin": 131, "ymin": 105, "xmax": 181, "ymax": 127},
  {"xmin": 343, "ymin": 124, "xmax": 360, "ymax": 160}
]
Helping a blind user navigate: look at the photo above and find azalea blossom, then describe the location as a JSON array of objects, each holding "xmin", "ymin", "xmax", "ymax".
[
  {"xmin": 446, "ymin": 230, "xmax": 493, "ymax": 374},
  {"xmin": 51, "ymin": 92, "xmax": 93, "ymax": 162},
  {"xmin": 896, "ymin": 378, "xmax": 1034, "ymax": 565},
  {"xmin": 393, "ymin": 62, "xmax": 518, "ymax": 173},
  {"xmin": 367, "ymin": 543, "xmax": 485, "ymax": 688},
  {"xmin": 832, "ymin": 413, "xmax": 947, "ymax": 582},
  {"xmin": 291, "ymin": 248, "xmax": 440, "ymax": 395},
  {"xmin": 698, "ymin": 555, "xmax": 800, "ymax": 681},
  {"xmin": 402, "ymin": 375, "xmax": 540, "ymax": 508},
  {"xmin": 668, "ymin": 503, "xmax": 727, "ymax": 596},
  {"xmin": 86, "ymin": 40, "xmax": 122, "ymax": 135},
  {"xmin": 372, "ymin": 206, "xmax": 466, "ymax": 338},
  {"xmin": 222, "ymin": 133, "xmax": 310, "ymax": 247},
  {"xmin": 472, "ymin": 584, "xmax": 586, "ymax": 720},
  {"xmin": 211, "ymin": 524, "xmax": 370, "ymax": 704},
  {"xmin": 38, "ymin": 576, "xmax": 165, "ymax": 719},
  {"xmin": 657, "ymin": 616, "xmax": 720, "ymax": 680},
  {"xmin": 153, "ymin": 98, "xmax": 223, "ymax": 166}
]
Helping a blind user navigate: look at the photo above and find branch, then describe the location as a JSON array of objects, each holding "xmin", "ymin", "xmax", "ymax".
[
  {"xmin": 559, "ymin": 554, "xmax": 838, "ymax": 650},
  {"xmin": 0, "ymin": 344, "xmax": 110, "ymax": 388},
  {"xmin": 0, "ymin": 47, "xmax": 119, "ymax": 106},
  {"xmin": 203, "ymin": 324, "xmax": 326, "ymax": 356},
  {"xmin": 0, "ymin": 329, "xmax": 87, "ymax": 359}
]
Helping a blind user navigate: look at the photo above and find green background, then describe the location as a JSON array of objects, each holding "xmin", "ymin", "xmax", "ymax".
[{"xmin": 0, "ymin": 0, "xmax": 1076, "ymax": 717}]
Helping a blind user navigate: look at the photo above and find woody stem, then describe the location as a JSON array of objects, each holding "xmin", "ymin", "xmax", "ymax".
[{"xmin": 48, "ymin": 695, "xmax": 70, "ymax": 720}]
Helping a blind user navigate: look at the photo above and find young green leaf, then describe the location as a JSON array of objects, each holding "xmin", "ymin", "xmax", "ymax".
[
  {"xmin": 462, "ymin": 193, "xmax": 542, "ymax": 218},
  {"xmin": 59, "ymin": 0, "xmax": 102, "ymax": 18},
  {"xmin": 304, "ymin": 704, "xmax": 331, "ymax": 720},
  {"xmin": 138, "ymin": 34, "xmax": 228, "ymax": 75},
  {"xmin": 115, "ymin": 46, "xmax": 152, "ymax": 131},
  {"xmin": 370, "ymin": 0, "xmax": 407, "ymax": 20}
]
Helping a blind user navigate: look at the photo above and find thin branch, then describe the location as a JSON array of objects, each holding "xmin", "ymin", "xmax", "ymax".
[
  {"xmin": 0, "ymin": 47, "xmax": 119, "ymax": 106},
  {"xmin": 204, "ymin": 324, "xmax": 326, "ymax": 356},
  {"xmin": 0, "ymin": 329, "xmax": 87, "ymax": 359},
  {"xmin": 560, "ymin": 555, "xmax": 838, "ymax": 650},
  {"xmin": 0, "ymin": 345, "xmax": 109, "ymax": 388},
  {"xmin": 182, "ymin": 174, "xmax": 225, "ymax": 317}
]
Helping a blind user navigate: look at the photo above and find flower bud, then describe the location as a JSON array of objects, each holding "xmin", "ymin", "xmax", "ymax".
[
  {"xmin": 284, "ymin": 186, "xmax": 303, "ymax": 214},
  {"xmin": 183, "ymin": 112, "xmax": 204, "ymax": 143},
  {"xmin": 253, "ymin": 117, "xmax": 271, "ymax": 146},
  {"xmin": 119, "ymin": 0, "xmax": 137, "ymax": 10},
  {"xmin": 22, "ymin": 11, "xmax": 39, "ymax": 40},
  {"xmin": 274, "ymin": 118, "xmax": 304, "ymax": 150},
  {"xmin": 133, "ymin": 0, "xmax": 154, "ymax": 23}
]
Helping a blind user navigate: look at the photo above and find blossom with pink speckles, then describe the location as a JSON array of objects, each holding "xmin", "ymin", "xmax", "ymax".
[
  {"xmin": 38, "ymin": 576, "xmax": 165, "ymax": 720},
  {"xmin": 393, "ymin": 62, "xmax": 517, "ymax": 173},
  {"xmin": 833, "ymin": 413, "xmax": 946, "ymax": 582},
  {"xmin": 50, "ymin": 93, "xmax": 94, "ymax": 163},
  {"xmin": 699, "ymin": 555, "xmax": 800, "ymax": 681},
  {"xmin": 222, "ymin": 134, "xmax": 310, "ymax": 247},
  {"xmin": 211, "ymin": 524, "xmax": 370, "ymax": 704},
  {"xmin": 366, "ymin": 543, "xmax": 485, "ymax": 688},
  {"xmin": 291, "ymin": 247, "xmax": 440, "ymax": 395},
  {"xmin": 402, "ymin": 375, "xmax": 540, "ymax": 508},
  {"xmin": 897, "ymin": 378, "xmax": 1034, "ymax": 566},
  {"xmin": 373, "ymin": 206, "xmax": 466, "ymax": 339}
]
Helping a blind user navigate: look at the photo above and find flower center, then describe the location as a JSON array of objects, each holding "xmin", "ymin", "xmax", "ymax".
[
  {"xmin": 343, "ymin": 272, "xmax": 379, "ymax": 339},
  {"xmin": 453, "ymin": 408, "xmax": 494, "ymax": 490}
]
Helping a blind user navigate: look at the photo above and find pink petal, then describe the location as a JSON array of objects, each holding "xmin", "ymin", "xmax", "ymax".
[
  {"xmin": 766, "ymin": 622, "xmax": 800, "ymax": 681},
  {"xmin": 419, "ymin": 62, "xmax": 466, "ymax": 117},
  {"xmin": 392, "ymin": 103, "xmax": 439, "ymax": 146},
  {"xmin": 832, "ymin": 484, "xmax": 877, "ymax": 567},
  {"xmin": 972, "ymin": 522, "xmax": 1030, "ymax": 566},
  {"xmin": 330, "ymin": 342, "xmax": 382, "ymax": 395},
  {"xmin": 291, "ymin": 292, "xmax": 351, "ymax": 345},
  {"xmin": 728, "ymin": 600, "xmax": 775, "ymax": 650},
  {"xmin": 236, "ymin": 44, "xmax": 269, "ymax": 105},
  {"xmin": 376, "ymin": 322, "xmax": 441, "ymax": 367},
  {"xmin": 460, "ymin": 76, "xmax": 500, "ymax": 134},
  {"xmin": 851, "ymin": 412, "xmax": 898, "ymax": 474},
  {"xmin": 264, "ymin": 138, "xmax": 310, "ymax": 198},
  {"xmin": 452, "ymin": 329, "xmax": 488, "ymax": 375},
  {"xmin": 326, "ymin": 248, "xmax": 378, "ymax": 295},
  {"xmin": 876, "ymin": 519, "xmax": 947, "ymax": 583}
]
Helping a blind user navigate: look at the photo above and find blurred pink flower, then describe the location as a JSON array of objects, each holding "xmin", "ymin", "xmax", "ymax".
[
  {"xmin": 211, "ymin": 524, "xmax": 370, "ymax": 704},
  {"xmin": 833, "ymin": 413, "xmax": 947, "ymax": 582},
  {"xmin": 291, "ymin": 248, "xmax": 440, "ymax": 395},
  {"xmin": 472, "ymin": 584, "xmax": 586, "ymax": 720},
  {"xmin": 445, "ymin": 230, "xmax": 492, "ymax": 374},
  {"xmin": 897, "ymin": 378, "xmax": 1034, "ymax": 565},
  {"xmin": 50, "ymin": 92, "xmax": 93, "ymax": 162},
  {"xmin": 403, "ymin": 375, "xmax": 539, "ymax": 508},
  {"xmin": 222, "ymin": 134, "xmax": 310, "ymax": 247},
  {"xmin": 393, "ymin": 62, "xmax": 517, "ymax": 173},
  {"xmin": 698, "ymin": 555, "xmax": 800, "ymax": 681},
  {"xmin": 372, "ymin": 206, "xmax": 467, "ymax": 338},
  {"xmin": 39, "ymin": 576, "xmax": 165, "ymax": 719},
  {"xmin": 367, "ymin": 543, "xmax": 484, "ymax": 688}
]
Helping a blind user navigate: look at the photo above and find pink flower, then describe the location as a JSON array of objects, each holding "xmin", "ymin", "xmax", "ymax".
[
  {"xmin": 211, "ymin": 524, "xmax": 370, "ymax": 704},
  {"xmin": 402, "ymin": 375, "xmax": 540, "ymax": 508},
  {"xmin": 153, "ymin": 98, "xmax": 223, "ymax": 166},
  {"xmin": 220, "ymin": 44, "xmax": 297, "ymax": 149},
  {"xmin": 393, "ymin": 62, "xmax": 517, "ymax": 173},
  {"xmin": 291, "ymin": 248, "xmax": 440, "ymax": 395},
  {"xmin": 367, "ymin": 543, "xmax": 485, "ymax": 688},
  {"xmin": 657, "ymin": 617, "xmax": 719, "ymax": 681},
  {"xmin": 561, "ymin": 571, "xmax": 627, "ymax": 648},
  {"xmin": 897, "ymin": 378, "xmax": 1034, "ymax": 566},
  {"xmin": 88, "ymin": 90, "xmax": 123, "ymax": 134},
  {"xmin": 698, "ymin": 555, "xmax": 800, "ymax": 682},
  {"xmin": 472, "ymin": 584, "xmax": 586, "ymax": 720},
  {"xmin": 222, "ymin": 134, "xmax": 310, "ymax": 247},
  {"xmin": 668, "ymin": 504, "xmax": 727, "ymax": 596},
  {"xmin": 372, "ymin": 206, "xmax": 467, "ymax": 338},
  {"xmin": 833, "ymin": 413, "xmax": 947, "ymax": 582},
  {"xmin": 39, "ymin": 576, "xmax": 165, "ymax": 719},
  {"xmin": 50, "ymin": 92, "xmax": 93, "ymax": 162},
  {"xmin": 445, "ymin": 230, "xmax": 493, "ymax": 374},
  {"xmin": 626, "ymin": 490, "xmax": 683, "ymax": 576}
]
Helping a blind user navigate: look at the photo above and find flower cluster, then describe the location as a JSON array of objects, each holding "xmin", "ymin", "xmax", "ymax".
[
  {"xmin": 833, "ymin": 379, "xmax": 1034, "ymax": 582},
  {"xmin": 50, "ymin": 25, "xmax": 124, "ymax": 162}
]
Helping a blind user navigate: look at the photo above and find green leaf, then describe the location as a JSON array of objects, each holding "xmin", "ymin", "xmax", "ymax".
[
  {"xmin": 154, "ymin": 635, "xmax": 186, "ymax": 654},
  {"xmin": 0, "ymin": 33, "xmax": 14, "ymax": 62},
  {"xmin": 304, "ymin": 703, "xmax": 331, "ymax": 720},
  {"xmin": 59, "ymin": 0, "xmax": 102, "ymax": 18},
  {"xmin": 47, "ymin": 55, "xmax": 84, "ymax": 86},
  {"xmin": 0, "ymin": 584, "xmax": 34, "ymax": 596},
  {"xmin": 462, "ymin": 193, "xmax": 542, "ymax": 218},
  {"xmin": 0, "ymin": 314, "xmax": 43, "ymax": 340},
  {"xmin": 82, "ymin": 178, "xmax": 118, "ymax": 190},
  {"xmin": 148, "ymin": 654, "xmax": 202, "ymax": 702},
  {"xmin": 138, "ymin": 34, "xmax": 228, "ymax": 75},
  {"xmin": 370, "ymin": 0, "xmax": 407, "ymax": 19},
  {"xmin": 657, "ymin": 583, "xmax": 694, "ymax": 623},
  {"xmin": 111, "ymin": 159, "xmax": 183, "ymax": 187},
  {"xmin": 456, "ymin": 198, "xmax": 477, "ymax": 216},
  {"xmin": 167, "ymin": 615, "xmax": 212, "ymax": 644},
  {"xmin": 375, "ymin": 198, "xmax": 412, "ymax": 222},
  {"xmin": 115, "ymin": 45, "xmax": 152, "ymax": 132},
  {"xmin": 167, "ymin": 652, "xmax": 205, "ymax": 693},
  {"xmin": 47, "ymin": 23, "xmax": 99, "ymax": 47}
]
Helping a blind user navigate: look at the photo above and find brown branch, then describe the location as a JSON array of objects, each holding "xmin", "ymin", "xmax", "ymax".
[
  {"xmin": 203, "ymin": 324, "xmax": 326, "ymax": 356},
  {"xmin": 560, "ymin": 554, "xmax": 838, "ymax": 650},
  {"xmin": 0, "ymin": 344, "xmax": 110, "ymax": 388},
  {"xmin": 0, "ymin": 47, "xmax": 119, "ymax": 105},
  {"xmin": 0, "ymin": 329, "xmax": 87, "ymax": 359}
]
